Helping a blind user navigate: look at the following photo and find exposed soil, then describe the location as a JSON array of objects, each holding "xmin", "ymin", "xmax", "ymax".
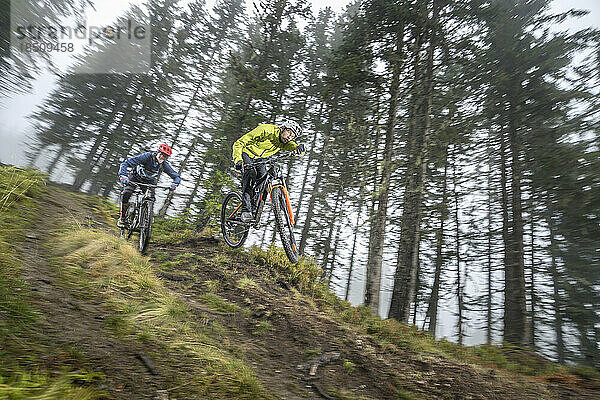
[
  {"xmin": 12, "ymin": 183, "xmax": 600, "ymax": 399},
  {"xmin": 150, "ymin": 238, "xmax": 600, "ymax": 400}
]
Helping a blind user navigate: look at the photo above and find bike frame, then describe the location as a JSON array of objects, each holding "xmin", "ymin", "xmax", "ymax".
[
  {"xmin": 222, "ymin": 151, "xmax": 301, "ymax": 262},
  {"xmin": 120, "ymin": 181, "xmax": 169, "ymax": 253},
  {"xmin": 245, "ymin": 153, "xmax": 295, "ymax": 226},
  {"xmin": 128, "ymin": 182, "xmax": 157, "ymax": 231}
]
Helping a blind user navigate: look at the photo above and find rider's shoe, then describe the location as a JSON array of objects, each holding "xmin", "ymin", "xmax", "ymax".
[
  {"xmin": 241, "ymin": 212, "xmax": 253, "ymax": 223},
  {"xmin": 117, "ymin": 216, "xmax": 129, "ymax": 228}
]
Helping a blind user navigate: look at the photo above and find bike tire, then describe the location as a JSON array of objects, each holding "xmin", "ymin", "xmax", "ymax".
[
  {"xmin": 221, "ymin": 191, "xmax": 249, "ymax": 248},
  {"xmin": 139, "ymin": 201, "xmax": 153, "ymax": 254},
  {"xmin": 126, "ymin": 207, "xmax": 137, "ymax": 240},
  {"xmin": 271, "ymin": 187, "xmax": 299, "ymax": 264}
]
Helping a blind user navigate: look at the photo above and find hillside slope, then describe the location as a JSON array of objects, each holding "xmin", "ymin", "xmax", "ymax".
[{"xmin": 1, "ymin": 170, "xmax": 599, "ymax": 399}]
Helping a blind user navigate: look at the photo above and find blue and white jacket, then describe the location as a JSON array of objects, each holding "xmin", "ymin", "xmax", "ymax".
[{"xmin": 119, "ymin": 152, "xmax": 182, "ymax": 185}]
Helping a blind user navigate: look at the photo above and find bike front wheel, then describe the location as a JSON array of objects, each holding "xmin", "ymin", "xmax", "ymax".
[
  {"xmin": 139, "ymin": 201, "xmax": 153, "ymax": 254},
  {"xmin": 221, "ymin": 191, "xmax": 249, "ymax": 248},
  {"xmin": 271, "ymin": 186, "xmax": 299, "ymax": 264}
]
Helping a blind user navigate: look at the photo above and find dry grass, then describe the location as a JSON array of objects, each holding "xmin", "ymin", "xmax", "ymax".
[{"xmin": 50, "ymin": 228, "xmax": 270, "ymax": 399}]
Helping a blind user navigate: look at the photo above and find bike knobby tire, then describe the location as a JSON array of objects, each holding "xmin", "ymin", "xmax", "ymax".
[
  {"xmin": 221, "ymin": 191, "xmax": 249, "ymax": 248},
  {"xmin": 139, "ymin": 201, "xmax": 153, "ymax": 254},
  {"xmin": 271, "ymin": 187, "xmax": 300, "ymax": 264}
]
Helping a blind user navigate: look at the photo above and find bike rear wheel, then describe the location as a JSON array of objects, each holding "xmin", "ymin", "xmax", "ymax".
[
  {"xmin": 139, "ymin": 201, "xmax": 153, "ymax": 254},
  {"xmin": 221, "ymin": 191, "xmax": 249, "ymax": 248},
  {"xmin": 271, "ymin": 187, "xmax": 299, "ymax": 264},
  {"xmin": 125, "ymin": 206, "xmax": 137, "ymax": 240}
]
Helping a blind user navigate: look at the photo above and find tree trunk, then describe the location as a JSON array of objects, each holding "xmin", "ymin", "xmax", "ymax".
[
  {"xmin": 500, "ymin": 125, "xmax": 513, "ymax": 343},
  {"xmin": 181, "ymin": 163, "xmax": 206, "ymax": 212},
  {"xmin": 425, "ymin": 146, "xmax": 448, "ymax": 335},
  {"xmin": 389, "ymin": 1, "xmax": 437, "ymax": 321},
  {"xmin": 321, "ymin": 188, "xmax": 342, "ymax": 277},
  {"xmin": 296, "ymin": 105, "xmax": 323, "ymax": 213},
  {"xmin": 486, "ymin": 136, "xmax": 494, "ymax": 345},
  {"xmin": 503, "ymin": 98, "xmax": 528, "ymax": 345},
  {"xmin": 529, "ymin": 199, "xmax": 536, "ymax": 348},
  {"xmin": 364, "ymin": 26, "xmax": 404, "ymax": 316},
  {"xmin": 328, "ymin": 219, "xmax": 343, "ymax": 285},
  {"xmin": 46, "ymin": 146, "xmax": 65, "ymax": 177},
  {"xmin": 453, "ymin": 147, "xmax": 464, "ymax": 345},
  {"xmin": 546, "ymin": 206, "xmax": 565, "ymax": 363},
  {"xmin": 345, "ymin": 210, "xmax": 362, "ymax": 302}
]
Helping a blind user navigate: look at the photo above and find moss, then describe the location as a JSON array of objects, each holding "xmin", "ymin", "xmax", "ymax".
[{"xmin": 304, "ymin": 348, "xmax": 323, "ymax": 359}]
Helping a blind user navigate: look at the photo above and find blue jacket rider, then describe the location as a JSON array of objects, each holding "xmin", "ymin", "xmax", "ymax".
[{"xmin": 117, "ymin": 143, "xmax": 181, "ymax": 228}]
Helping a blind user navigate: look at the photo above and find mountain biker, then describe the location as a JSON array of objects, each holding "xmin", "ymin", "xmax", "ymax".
[
  {"xmin": 117, "ymin": 144, "xmax": 181, "ymax": 228},
  {"xmin": 232, "ymin": 120, "xmax": 306, "ymax": 223}
]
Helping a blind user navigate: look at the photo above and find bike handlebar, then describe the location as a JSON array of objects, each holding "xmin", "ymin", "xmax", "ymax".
[
  {"xmin": 241, "ymin": 151, "xmax": 297, "ymax": 170},
  {"xmin": 119, "ymin": 181, "xmax": 171, "ymax": 190}
]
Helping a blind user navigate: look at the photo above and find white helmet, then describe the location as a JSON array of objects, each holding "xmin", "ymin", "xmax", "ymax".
[{"xmin": 281, "ymin": 120, "xmax": 303, "ymax": 139}]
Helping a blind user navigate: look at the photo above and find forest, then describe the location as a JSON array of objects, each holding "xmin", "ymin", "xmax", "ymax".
[{"xmin": 2, "ymin": 0, "xmax": 599, "ymax": 369}]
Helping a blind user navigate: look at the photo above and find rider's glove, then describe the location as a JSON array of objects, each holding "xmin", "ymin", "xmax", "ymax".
[
  {"xmin": 235, "ymin": 161, "xmax": 243, "ymax": 171},
  {"xmin": 295, "ymin": 144, "xmax": 306, "ymax": 155},
  {"xmin": 119, "ymin": 175, "xmax": 129, "ymax": 184},
  {"xmin": 169, "ymin": 183, "xmax": 178, "ymax": 191}
]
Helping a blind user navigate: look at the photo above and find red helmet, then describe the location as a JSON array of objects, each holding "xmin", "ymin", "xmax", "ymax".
[{"xmin": 158, "ymin": 144, "xmax": 172, "ymax": 157}]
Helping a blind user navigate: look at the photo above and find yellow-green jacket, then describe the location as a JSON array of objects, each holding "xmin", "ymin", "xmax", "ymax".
[{"xmin": 232, "ymin": 124, "xmax": 298, "ymax": 164}]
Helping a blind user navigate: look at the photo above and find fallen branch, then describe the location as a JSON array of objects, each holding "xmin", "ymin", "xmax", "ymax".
[
  {"xmin": 136, "ymin": 352, "xmax": 158, "ymax": 375},
  {"xmin": 192, "ymin": 308, "xmax": 234, "ymax": 316},
  {"xmin": 296, "ymin": 352, "xmax": 341, "ymax": 375},
  {"xmin": 157, "ymin": 272, "xmax": 194, "ymax": 281}
]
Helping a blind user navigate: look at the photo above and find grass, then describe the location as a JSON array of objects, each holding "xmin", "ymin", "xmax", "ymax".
[
  {"xmin": 237, "ymin": 277, "xmax": 260, "ymax": 292},
  {"xmin": 204, "ymin": 280, "xmax": 220, "ymax": 293},
  {"xmin": 248, "ymin": 244, "xmax": 327, "ymax": 296},
  {"xmin": 198, "ymin": 292, "xmax": 240, "ymax": 313},
  {"xmin": 152, "ymin": 212, "xmax": 200, "ymax": 244},
  {"xmin": 0, "ymin": 371, "xmax": 104, "ymax": 400},
  {"xmin": 49, "ymin": 228, "xmax": 266, "ymax": 399},
  {"xmin": 252, "ymin": 321, "xmax": 271, "ymax": 336}
]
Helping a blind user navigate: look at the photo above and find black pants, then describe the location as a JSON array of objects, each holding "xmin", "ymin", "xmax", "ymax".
[
  {"xmin": 120, "ymin": 174, "xmax": 156, "ymax": 204},
  {"xmin": 241, "ymin": 153, "xmax": 266, "ymax": 213}
]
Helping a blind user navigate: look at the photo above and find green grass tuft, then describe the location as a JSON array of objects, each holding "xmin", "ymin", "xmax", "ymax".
[
  {"xmin": 198, "ymin": 293, "xmax": 240, "ymax": 313},
  {"xmin": 152, "ymin": 212, "xmax": 200, "ymax": 244},
  {"xmin": 0, "ymin": 370, "xmax": 105, "ymax": 400}
]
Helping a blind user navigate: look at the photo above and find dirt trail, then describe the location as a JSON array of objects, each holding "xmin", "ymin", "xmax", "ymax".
[{"xmin": 17, "ymin": 187, "xmax": 171, "ymax": 399}]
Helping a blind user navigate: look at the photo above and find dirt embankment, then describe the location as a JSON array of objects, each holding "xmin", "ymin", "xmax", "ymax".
[{"xmin": 11, "ymin": 183, "xmax": 600, "ymax": 399}]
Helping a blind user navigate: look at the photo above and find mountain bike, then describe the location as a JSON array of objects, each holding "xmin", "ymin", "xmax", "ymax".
[
  {"xmin": 119, "ymin": 182, "xmax": 169, "ymax": 254},
  {"xmin": 221, "ymin": 152, "xmax": 300, "ymax": 264}
]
